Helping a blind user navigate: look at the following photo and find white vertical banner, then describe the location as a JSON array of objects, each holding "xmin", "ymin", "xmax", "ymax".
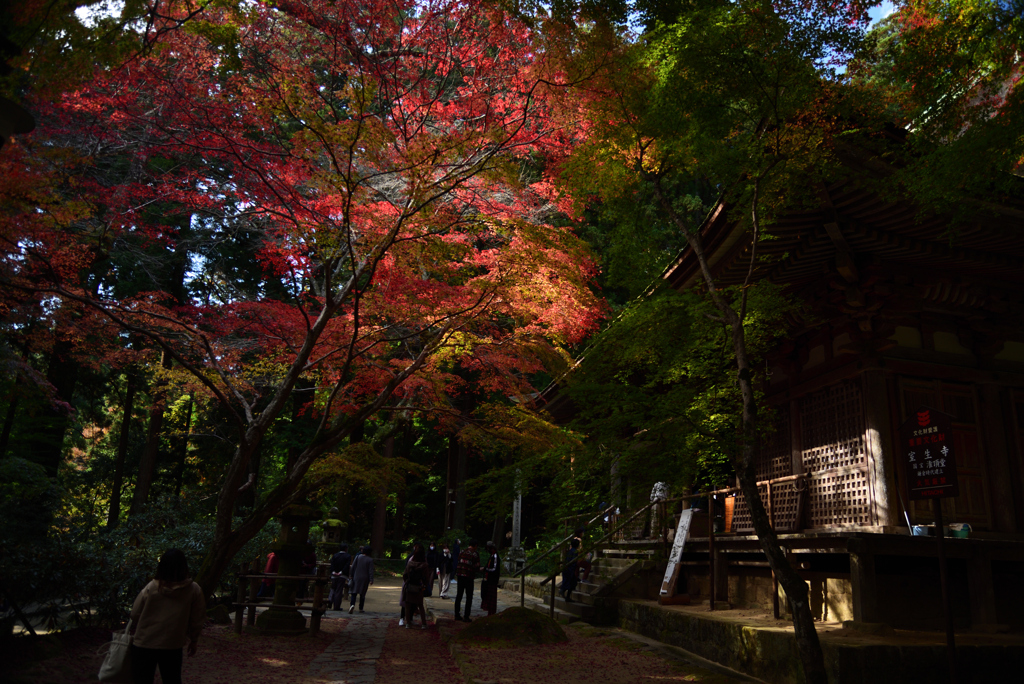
[{"xmin": 660, "ymin": 509, "xmax": 693, "ymax": 596}]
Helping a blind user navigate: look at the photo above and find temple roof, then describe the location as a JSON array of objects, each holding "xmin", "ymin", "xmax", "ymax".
[{"xmin": 662, "ymin": 177, "xmax": 1024, "ymax": 292}]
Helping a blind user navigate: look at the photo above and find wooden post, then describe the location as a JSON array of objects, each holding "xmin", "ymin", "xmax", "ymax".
[
  {"xmin": 934, "ymin": 500, "xmax": 958, "ymax": 684},
  {"xmin": 708, "ymin": 492, "xmax": 716, "ymax": 611},
  {"xmin": 309, "ymin": 565, "xmax": 326, "ymax": 636},
  {"xmin": 550, "ymin": 573, "xmax": 556, "ymax": 620},
  {"xmin": 234, "ymin": 564, "xmax": 246, "ymax": 635},
  {"xmin": 521, "ymin": 569, "xmax": 526, "ymax": 607},
  {"xmin": 769, "ymin": 482, "xmax": 780, "ymax": 619},
  {"xmin": 247, "ymin": 559, "xmax": 259, "ymax": 627}
]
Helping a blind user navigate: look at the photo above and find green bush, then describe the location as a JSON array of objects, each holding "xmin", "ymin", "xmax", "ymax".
[{"xmin": 0, "ymin": 494, "xmax": 275, "ymax": 630}]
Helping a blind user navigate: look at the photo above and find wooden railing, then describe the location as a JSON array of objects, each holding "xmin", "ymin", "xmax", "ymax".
[
  {"xmin": 234, "ymin": 562, "xmax": 329, "ymax": 635},
  {"xmin": 522, "ymin": 474, "xmax": 808, "ymax": 617}
]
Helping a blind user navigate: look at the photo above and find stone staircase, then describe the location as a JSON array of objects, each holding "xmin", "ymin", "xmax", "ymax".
[{"xmin": 502, "ymin": 541, "xmax": 664, "ymax": 625}]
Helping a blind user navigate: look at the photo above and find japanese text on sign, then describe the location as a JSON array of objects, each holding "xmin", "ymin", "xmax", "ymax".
[{"xmin": 899, "ymin": 407, "xmax": 959, "ymax": 501}]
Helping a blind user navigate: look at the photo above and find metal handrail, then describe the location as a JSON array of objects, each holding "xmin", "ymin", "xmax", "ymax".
[
  {"xmin": 516, "ymin": 504, "xmax": 616, "ymax": 612},
  {"xmin": 520, "ymin": 499, "xmax": 661, "ymax": 617},
  {"xmin": 515, "ymin": 503, "xmax": 617, "ymax": 581}
]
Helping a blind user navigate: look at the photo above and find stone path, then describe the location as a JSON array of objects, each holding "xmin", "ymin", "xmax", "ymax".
[
  {"xmin": 307, "ymin": 616, "xmax": 388, "ymax": 683},
  {"xmin": 301, "ymin": 574, "xmax": 515, "ymax": 682}
]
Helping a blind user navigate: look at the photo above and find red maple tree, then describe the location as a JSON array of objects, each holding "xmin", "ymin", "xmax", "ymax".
[{"xmin": 1, "ymin": 0, "xmax": 604, "ymax": 592}]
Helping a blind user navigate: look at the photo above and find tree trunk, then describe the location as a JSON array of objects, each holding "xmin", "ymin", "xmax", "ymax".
[
  {"xmin": 173, "ymin": 392, "xmax": 194, "ymax": 500},
  {"xmin": 107, "ymin": 370, "xmax": 137, "ymax": 529},
  {"xmin": 131, "ymin": 352, "xmax": 172, "ymax": 515},
  {"xmin": 492, "ymin": 512, "xmax": 506, "ymax": 549},
  {"xmin": 28, "ymin": 341, "xmax": 79, "ymax": 477},
  {"xmin": 371, "ymin": 435, "xmax": 394, "ymax": 558},
  {"xmin": 392, "ymin": 488, "xmax": 405, "ymax": 542},
  {"xmin": 454, "ymin": 438, "xmax": 467, "ymax": 531},
  {"xmin": 445, "ymin": 435, "xmax": 459, "ymax": 531},
  {"xmin": 656, "ymin": 182, "xmax": 828, "ymax": 684},
  {"xmin": 0, "ymin": 375, "xmax": 21, "ymax": 458}
]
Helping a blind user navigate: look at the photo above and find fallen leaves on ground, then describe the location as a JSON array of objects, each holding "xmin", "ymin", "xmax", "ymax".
[
  {"xmin": 442, "ymin": 619, "xmax": 741, "ymax": 683},
  {"xmin": 1, "ymin": 618, "xmax": 347, "ymax": 684},
  {"xmin": 375, "ymin": 621, "xmax": 463, "ymax": 684}
]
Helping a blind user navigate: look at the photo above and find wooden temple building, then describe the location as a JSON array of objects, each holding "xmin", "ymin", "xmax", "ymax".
[{"xmin": 653, "ymin": 176, "xmax": 1024, "ymax": 631}]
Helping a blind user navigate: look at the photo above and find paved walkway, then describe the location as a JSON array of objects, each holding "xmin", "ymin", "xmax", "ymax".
[
  {"xmin": 307, "ymin": 617, "xmax": 387, "ymax": 682},
  {"xmin": 301, "ymin": 574, "xmax": 510, "ymax": 682}
]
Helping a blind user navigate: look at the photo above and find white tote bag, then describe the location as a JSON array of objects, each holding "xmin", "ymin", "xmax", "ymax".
[{"xmin": 97, "ymin": 619, "xmax": 133, "ymax": 683}]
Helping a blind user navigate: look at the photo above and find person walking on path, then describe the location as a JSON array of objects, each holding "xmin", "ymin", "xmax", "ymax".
[
  {"xmin": 437, "ymin": 543, "xmax": 454, "ymax": 599},
  {"xmin": 560, "ymin": 537, "xmax": 580, "ymax": 603},
  {"xmin": 453, "ymin": 539, "xmax": 480, "ymax": 622},
  {"xmin": 348, "ymin": 545, "xmax": 375, "ymax": 613},
  {"xmin": 479, "ymin": 541, "xmax": 500, "ymax": 616},
  {"xmin": 129, "ymin": 548, "xmax": 205, "ymax": 684},
  {"xmin": 402, "ymin": 546, "xmax": 431, "ymax": 629},
  {"xmin": 399, "ymin": 542, "xmax": 422, "ymax": 626},
  {"xmin": 328, "ymin": 543, "xmax": 352, "ymax": 611},
  {"xmin": 425, "ymin": 542, "xmax": 440, "ymax": 597}
]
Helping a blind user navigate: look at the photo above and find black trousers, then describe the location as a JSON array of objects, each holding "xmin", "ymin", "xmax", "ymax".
[
  {"xmin": 131, "ymin": 645, "xmax": 182, "ymax": 684},
  {"xmin": 454, "ymin": 577, "xmax": 474, "ymax": 619},
  {"xmin": 350, "ymin": 589, "xmax": 367, "ymax": 610}
]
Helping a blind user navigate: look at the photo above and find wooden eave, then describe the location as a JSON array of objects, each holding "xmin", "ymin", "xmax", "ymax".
[{"xmin": 661, "ymin": 178, "xmax": 1024, "ymax": 292}]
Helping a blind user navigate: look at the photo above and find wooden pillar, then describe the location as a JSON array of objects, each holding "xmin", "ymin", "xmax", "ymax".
[
  {"xmin": 234, "ymin": 564, "xmax": 246, "ymax": 635},
  {"xmin": 713, "ymin": 547, "xmax": 728, "ymax": 603},
  {"xmin": 848, "ymin": 538, "xmax": 879, "ymax": 623},
  {"xmin": 977, "ymin": 383, "xmax": 1017, "ymax": 533},
  {"xmin": 967, "ymin": 552, "xmax": 998, "ymax": 627},
  {"xmin": 862, "ymin": 369, "xmax": 898, "ymax": 528},
  {"xmin": 790, "ymin": 399, "xmax": 804, "ymax": 477}
]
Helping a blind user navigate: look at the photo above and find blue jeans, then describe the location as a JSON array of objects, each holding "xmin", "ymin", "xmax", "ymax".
[{"xmin": 454, "ymin": 577, "xmax": 474, "ymax": 619}]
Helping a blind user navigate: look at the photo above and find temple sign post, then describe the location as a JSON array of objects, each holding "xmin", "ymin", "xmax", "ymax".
[{"xmin": 898, "ymin": 407, "xmax": 960, "ymax": 684}]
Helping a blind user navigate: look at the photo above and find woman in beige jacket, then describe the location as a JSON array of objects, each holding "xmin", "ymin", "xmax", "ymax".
[{"xmin": 129, "ymin": 548, "xmax": 205, "ymax": 684}]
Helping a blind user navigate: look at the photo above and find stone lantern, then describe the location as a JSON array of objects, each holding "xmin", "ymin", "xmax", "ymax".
[
  {"xmin": 255, "ymin": 503, "xmax": 319, "ymax": 634},
  {"xmin": 317, "ymin": 506, "xmax": 348, "ymax": 560}
]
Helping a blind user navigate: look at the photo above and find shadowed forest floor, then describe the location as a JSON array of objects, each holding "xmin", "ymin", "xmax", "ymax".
[{"xmin": 1, "ymin": 578, "xmax": 743, "ymax": 684}]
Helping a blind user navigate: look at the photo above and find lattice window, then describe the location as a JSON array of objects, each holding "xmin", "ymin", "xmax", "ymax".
[
  {"xmin": 798, "ymin": 381, "xmax": 873, "ymax": 527},
  {"xmin": 731, "ymin": 479, "xmax": 803, "ymax": 533},
  {"xmin": 807, "ymin": 467, "xmax": 872, "ymax": 527},
  {"xmin": 758, "ymin": 405, "xmax": 792, "ymax": 482},
  {"xmin": 800, "ymin": 382, "xmax": 867, "ymax": 473}
]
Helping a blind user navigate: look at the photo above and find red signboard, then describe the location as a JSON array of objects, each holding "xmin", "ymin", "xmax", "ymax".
[{"xmin": 898, "ymin": 406, "xmax": 959, "ymax": 500}]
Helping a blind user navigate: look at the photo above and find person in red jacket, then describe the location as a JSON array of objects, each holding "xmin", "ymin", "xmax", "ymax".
[{"xmin": 129, "ymin": 548, "xmax": 205, "ymax": 684}]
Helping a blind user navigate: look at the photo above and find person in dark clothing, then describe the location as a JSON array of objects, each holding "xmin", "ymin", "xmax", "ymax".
[
  {"xmin": 438, "ymin": 543, "xmax": 454, "ymax": 598},
  {"xmin": 560, "ymin": 537, "xmax": 580, "ymax": 602},
  {"xmin": 454, "ymin": 539, "xmax": 480, "ymax": 622},
  {"xmin": 399, "ymin": 542, "xmax": 422, "ymax": 626},
  {"xmin": 479, "ymin": 541, "xmax": 500, "ymax": 616},
  {"xmin": 425, "ymin": 542, "xmax": 441, "ymax": 597},
  {"xmin": 402, "ymin": 546, "xmax": 431, "ymax": 629},
  {"xmin": 348, "ymin": 546, "xmax": 374, "ymax": 613},
  {"xmin": 328, "ymin": 543, "xmax": 352, "ymax": 611}
]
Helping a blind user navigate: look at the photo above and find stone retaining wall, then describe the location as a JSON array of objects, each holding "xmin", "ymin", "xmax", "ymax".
[{"xmin": 617, "ymin": 599, "xmax": 1024, "ymax": 683}]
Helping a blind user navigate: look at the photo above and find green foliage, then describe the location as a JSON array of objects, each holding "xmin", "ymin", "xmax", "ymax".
[
  {"xmin": 0, "ymin": 494, "xmax": 275, "ymax": 630},
  {"xmin": 0, "ymin": 457, "xmax": 59, "ymax": 549},
  {"xmin": 852, "ymin": 0, "xmax": 1024, "ymax": 223},
  {"xmin": 560, "ymin": 283, "xmax": 796, "ymax": 497}
]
